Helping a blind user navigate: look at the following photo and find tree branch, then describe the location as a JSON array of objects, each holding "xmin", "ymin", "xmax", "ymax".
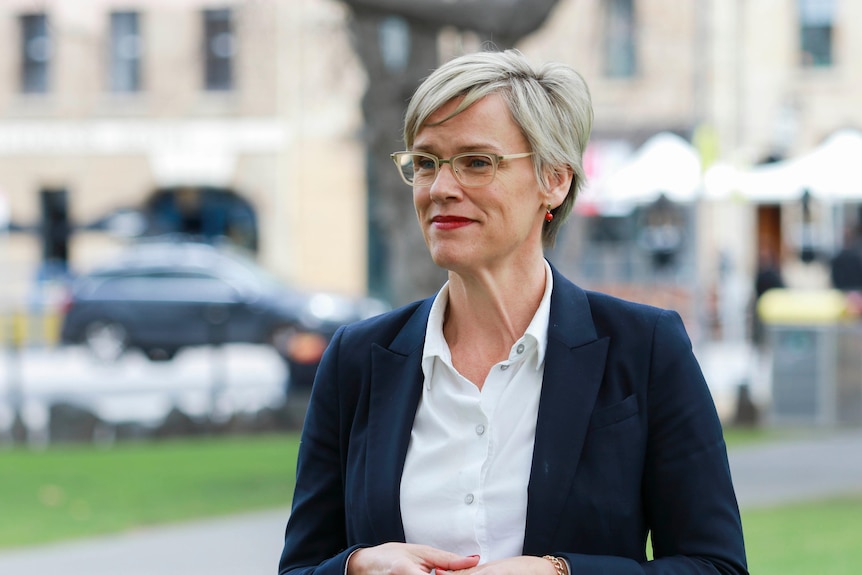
[{"xmin": 341, "ymin": 0, "xmax": 558, "ymax": 42}]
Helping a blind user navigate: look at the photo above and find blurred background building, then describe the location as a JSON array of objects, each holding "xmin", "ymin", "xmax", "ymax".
[
  {"xmin": 520, "ymin": 0, "xmax": 862, "ymax": 343},
  {"xmin": 0, "ymin": 0, "xmax": 368, "ymax": 309},
  {"xmin": 1, "ymin": 0, "xmax": 861, "ymax": 345}
]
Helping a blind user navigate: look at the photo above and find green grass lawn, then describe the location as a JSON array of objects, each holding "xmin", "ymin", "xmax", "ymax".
[
  {"xmin": 643, "ymin": 495, "xmax": 862, "ymax": 573},
  {"xmin": 721, "ymin": 424, "xmax": 833, "ymax": 448},
  {"xmin": 743, "ymin": 496, "xmax": 862, "ymax": 575},
  {"xmin": 0, "ymin": 434, "xmax": 300, "ymax": 548},
  {"xmin": 2, "ymin": 428, "xmax": 861, "ymax": 575},
  {"xmin": 712, "ymin": 425, "xmax": 862, "ymax": 574}
]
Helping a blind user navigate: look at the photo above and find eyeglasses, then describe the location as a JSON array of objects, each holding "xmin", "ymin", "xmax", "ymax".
[{"xmin": 390, "ymin": 151, "xmax": 534, "ymax": 188}]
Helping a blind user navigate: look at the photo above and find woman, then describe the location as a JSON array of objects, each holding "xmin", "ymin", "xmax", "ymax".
[{"xmin": 279, "ymin": 49, "xmax": 747, "ymax": 575}]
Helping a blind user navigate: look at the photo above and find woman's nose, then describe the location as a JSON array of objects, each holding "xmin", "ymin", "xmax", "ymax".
[{"xmin": 428, "ymin": 162, "xmax": 462, "ymax": 201}]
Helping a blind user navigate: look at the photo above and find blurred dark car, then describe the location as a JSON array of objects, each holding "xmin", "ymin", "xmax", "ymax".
[{"xmin": 60, "ymin": 240, "xmax": 388, "ymax": 390}]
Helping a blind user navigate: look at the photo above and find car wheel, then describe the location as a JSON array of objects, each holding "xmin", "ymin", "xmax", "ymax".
[
  {"xmin": 144, "ymin": 347, "xmax": 177, "ymax": 362},
  {"xmin": 84, "ymin": 320, "xmax": 128, "ymax": 362}
]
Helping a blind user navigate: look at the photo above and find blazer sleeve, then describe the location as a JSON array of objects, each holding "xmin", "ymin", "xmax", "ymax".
[
  {"xmin": 278, "ymin": 326, "xmax": 363, "ymax": 575},
  {"xmin": 562, "ymin": 310, "xmax": 748, "ymax": 575}
]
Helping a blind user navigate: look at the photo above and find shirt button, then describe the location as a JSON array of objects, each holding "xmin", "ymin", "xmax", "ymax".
[
  {"xmin": 465, "ymin": 493, "xmax": 474, "ymax": 505},
  {"xmin": 516, "ymin": 343, "xmax": 525, "ymax": 354},
  {"xmin": 500, "ymin": 364, "xmax": 509, "ymax": 371},
  {"xmin": 475, "ymin": 424, "xmax": 485, "ymax": 435}
]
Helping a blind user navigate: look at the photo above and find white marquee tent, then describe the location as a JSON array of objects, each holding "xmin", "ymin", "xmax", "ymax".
[
  {"xmin": 703, "ymin": 128, "xmax": 862, "ymax": 203},
  {"xmin": 579, "ymin": 127, "xmax": 862, "ymax": 213},
  {"xmin": 581, "ymin": 132, "xmax": 702, "ymax": 216}
]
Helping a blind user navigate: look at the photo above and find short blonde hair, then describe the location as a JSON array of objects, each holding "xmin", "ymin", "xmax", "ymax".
[{"xmin": 403, "ymin": 49, "xmax": 593, "ymax": 247}]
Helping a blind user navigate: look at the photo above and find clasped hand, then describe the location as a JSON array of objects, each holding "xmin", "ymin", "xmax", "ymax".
[{"xmin": 347, "ymin": 542, "xmax": 558, "ymax": 575}]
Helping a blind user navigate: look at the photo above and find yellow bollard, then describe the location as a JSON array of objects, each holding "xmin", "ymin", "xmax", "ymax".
[
  {"xmin": 12, "ymin": 310, "xmax": 28, "ymax": 346},
  {"xmin": 43, "ymin": 309, "xmax": 61, "ymax": 345}
]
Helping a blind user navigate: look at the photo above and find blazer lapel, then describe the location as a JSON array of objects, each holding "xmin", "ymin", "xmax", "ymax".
[
  {"xmin": 524, "ymin": 270, "xmax": 609, "ymax": 554},
  {"xmin": 365, "ymin": 298, "xmax": 432, "ymax": 544}
]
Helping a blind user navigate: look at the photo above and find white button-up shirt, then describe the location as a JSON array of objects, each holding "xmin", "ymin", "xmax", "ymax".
[{"xmin": 400, "ymin": 262, "xmax": 553, "ymax": 563}]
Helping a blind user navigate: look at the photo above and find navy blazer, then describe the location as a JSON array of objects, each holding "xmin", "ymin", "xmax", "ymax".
[{"xmin": 279, "ymin": 267, "xmax": 748, "ymax": 575}]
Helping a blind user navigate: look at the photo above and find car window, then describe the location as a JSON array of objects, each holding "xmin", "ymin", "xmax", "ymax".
[
  {"xmin": 80, "ymin": 242, "xmax": 288, "ymax": 299},
  {"xmin": 90, "ymin": 271, "xmax": 240, "ymax": 303},
  {"xmin": 215, "ymin": 255, "xmax": 282, "ymax": 292}
]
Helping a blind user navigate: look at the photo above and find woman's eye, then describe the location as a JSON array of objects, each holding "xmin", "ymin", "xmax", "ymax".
[
  {"xmin": 415, "ymin": 158, "xmax": 436, "ymax": 171},
  {"xmin": 464, "ymin": 156, "xmax": 492, "ymax": 169}
]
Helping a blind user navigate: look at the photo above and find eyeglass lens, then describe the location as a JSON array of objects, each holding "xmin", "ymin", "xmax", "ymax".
[{"xmin": 398, "ymin": 153, "xmax": 496, "ymax": 187}]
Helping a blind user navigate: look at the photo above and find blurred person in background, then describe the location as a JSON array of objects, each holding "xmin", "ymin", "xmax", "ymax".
[
  {"xmin": 751, "ymin": 246, "xmax": 785, "ymax": 347},
  {"xmin": 279, "ymin": 50, "xmax": 747, "ymax": 575},
  {"xmin": 830, "ymin": 225, "xmax": 862, "ymax": 292}
]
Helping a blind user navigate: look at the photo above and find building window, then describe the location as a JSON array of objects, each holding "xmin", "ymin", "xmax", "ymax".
[
  {"xmin": 798, "ymin": 0, "xmax": 835, "ymax": 67},
  {"xmin": 203, "ymin": 8, "xmax": 235, "ymax": 91},
  {"xmin": 109, "ymin": 11, "xmax": 141, "ymax": 92},
  {"xmin": 604, "ymin": 0, "xmax": 636, "ymax": 78},
  {"xmin": 20, "ymin": 13, "xmax": 51, "ymax": 93}
]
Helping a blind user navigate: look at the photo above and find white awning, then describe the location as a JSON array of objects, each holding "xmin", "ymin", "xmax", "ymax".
[
  {"xmin": 581, "ymin": 132, "xmax": 702, "ymax": 215},
  {"xmin": 704, "ymin": 128, "xmax": 862, "ymax": 203}
]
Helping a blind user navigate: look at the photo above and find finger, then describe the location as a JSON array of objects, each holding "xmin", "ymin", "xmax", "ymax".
[
  {"xmin": 434, "ymin": 554, "xmax": 480, "ymax": 571},
  {"xmin": 449, "ymin": 554, "xmax": 481, "ymax": 570}
]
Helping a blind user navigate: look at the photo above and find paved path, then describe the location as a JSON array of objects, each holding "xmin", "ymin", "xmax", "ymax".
[
  {"xmin": 2, "ymin": 429, "xmax": 862, "ymax": 574},
  {"xmin": 0, "ymin": 507, "xmax": 289, "ymax": 575},
  {"xmin": 728, "ymin": 428, "xmax": 862, "ymax": 508}
]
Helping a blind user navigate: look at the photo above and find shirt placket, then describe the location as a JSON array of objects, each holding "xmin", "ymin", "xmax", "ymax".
[{"xmin": 472, "ymin": 339, "xmax": 529, "ymax": 556}]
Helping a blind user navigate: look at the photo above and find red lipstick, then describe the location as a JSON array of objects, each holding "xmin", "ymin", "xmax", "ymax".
[{"xmin": 431, "ymin": 215, "xmax": 473, "ymax": 230}]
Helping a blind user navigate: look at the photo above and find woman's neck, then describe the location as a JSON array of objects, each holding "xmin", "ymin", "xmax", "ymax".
[{"xmin": 443, "ymin": 258, "xmax": 547, "ymax": 364}]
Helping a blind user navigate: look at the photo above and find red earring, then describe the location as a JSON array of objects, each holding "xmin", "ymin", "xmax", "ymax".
[{"xmin": 544, "ymin": 204, "xmax": 554, "ymax": 222}]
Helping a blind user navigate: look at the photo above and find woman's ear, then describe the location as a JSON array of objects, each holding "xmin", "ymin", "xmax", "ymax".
[{"xmin": 544, "ymin": 165, "xmax": 574, "ymax": 207}]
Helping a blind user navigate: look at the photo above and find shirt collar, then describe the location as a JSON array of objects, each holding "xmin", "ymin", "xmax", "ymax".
[
  {"xmin": 524, "ymin": 259, "xmax": 553, "ymax": 369},
  {"xmin": 421, "ymin": 260, "xmax": 554, "ymax": 384}
]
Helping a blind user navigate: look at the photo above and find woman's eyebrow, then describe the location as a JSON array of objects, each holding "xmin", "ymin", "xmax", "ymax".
[{"xmin": 412, "ymin": 143, "xmax": 501, "ymax": 154}]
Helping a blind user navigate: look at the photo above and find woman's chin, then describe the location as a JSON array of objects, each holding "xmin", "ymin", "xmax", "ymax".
[{"xmin": 428, "ymin": 249, "xmax": 471, "ymax": 272}]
